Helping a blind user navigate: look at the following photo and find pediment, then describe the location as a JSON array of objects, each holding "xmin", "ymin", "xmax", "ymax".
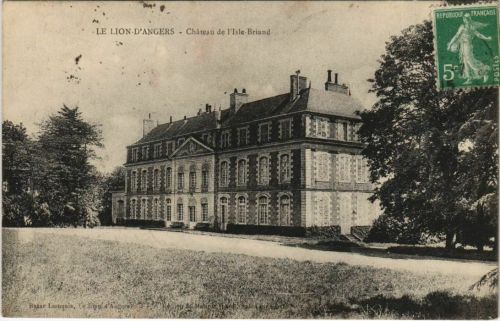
[{"xmin": 171, "ymin": 137, "xmax": 214, "ymax": 158}]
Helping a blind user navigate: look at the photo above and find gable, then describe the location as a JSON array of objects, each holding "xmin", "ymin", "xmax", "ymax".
[{"xmin": 171, "ymin": 137, "xmax": 214, "ymax": 158}]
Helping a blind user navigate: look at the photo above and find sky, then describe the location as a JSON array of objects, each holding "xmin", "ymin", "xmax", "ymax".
[{"xmin": 3, "ymin": 1, "xmax": 439, "ymax": 173}]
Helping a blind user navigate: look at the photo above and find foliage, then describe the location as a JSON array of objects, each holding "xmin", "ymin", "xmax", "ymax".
[
  {"xmin": 359, "ymin": 21, "xmax": 498, "ymax": 249},
  {"xmin": 366, "ymin": 214, "xmax": 425, "ymax": 244},
  {"xmin": 99, "ymin": 166, "xmax": 125, "ymax": 225},
  {"xmin": 471, "ymin": 268, "xmax": 498, "ymax": 291},
  {"xmin": 2, "ymin": 106, "xmax": 103, "ymax": 227}
]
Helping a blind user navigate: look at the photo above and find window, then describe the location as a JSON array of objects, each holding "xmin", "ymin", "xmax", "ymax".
[
  {"xmin": 258, "ymin": 196, "xmax": 269, "ymax": 225},
  {"xmin": 153, "ymin": 143, "xmax": 161, "ymax": 158},
  {"xmin": 280, "ymin": 119, "xmax": 292, "ymax": 140},
  {"xmin": 189, "ymin": 171, "xmax": 196, "ymax": 189},
  {"xmin": 177, "ymin": 138, "xmax": 185, "ymax": 147},
  {"xmin": 142, "ymin": 146, "xmax": 149, "ymax": 160},
  {"xmin": 177, "ymin": 202, "xmax": 184, "ymax": 221},
  {"xmin": 338, "ymin": 154, "xmax": 351, "ymax": 183},
  {"xmin": 166, "ymin": 142, "xmax": 174, "ymax": 156},
  {"xmin": 131, "ymin": 171, "xmax": 137, "ymax": 191},
  {"xmin": 220, "ymin": 197, "xmax": 228, "ymax": 224},
  {"xmin": 166, "ymin": 199, "xmax": 172, "ymax": 221},
  {"xmin": 141, "ymin": 170, "xmax": 147, "ymax": 191},
  {"xmin": 131, "ymin": 199, "xmax": 137, "ymax": 218},
  {"xmin": 317, "ymin": 194, "xmax": 330, "ymax": 226},
  {"xmin": 153, "ymin": 169, "xmax": 160, "ymax": 191},
  {"xmin": 141, "ymin": 198, "xmax": 147, "ymax": 217},
  {"xmin": 153, "ymin": 198, "xmax": 159, "ymax": 219},
  {"xmin": 220, "ymin": 161, "xmax": 228, "ymax": 187},
  {"xmin": 280, "ymin": 195, "xmax": 291, "ymax": 226},
  {"xmin": 166, "ymin": 167, "xmax": 172, "ymax": 188},
  {"xmin": 237, "ymin": 196, "xmax": 246, "ymax": 224},
  {"xmin": 258, "ymin": 157, "xmax": 269, "ymax": 185},
  {"xmin": 131, "ymin": 148, "xmax": 139, "ymax": 162},
  {"xmin": 202, "ymin": 133, "xmax": 212, "ymax": 145},
  {"xmin": 279, "ymin": 154, "xmax": 290, "ymax": 183},
  {"xmin": 259, "ymin": 123, "xmax": 271, "ymax": 143},
  {"xmin": 202, "ymin": 170, "xmax": 209, "ymax": 189},
  {"xmin": 356, "ymin": 156, "xmax": 369, "ymax": 183},
  {"xmin": 336, "ymin": 122, "xmax": 348, "ymax": 141},
  {"xmin": 220, "ymin": 130, "xmax": 231, "ymax": 148},
  {"xmin": 177, "ymin": 172, "xmax": 184, "ymax": 190},
  {"xmin": 317, "ymin": 152, "xmax": 330, "ymax": 182},
  {"xmin": 238, "ymin": 127, "xmax": 248, "ymax": 146},
  {"xmin": 316, "ymin": 118, "xmax": 329, "ymax": 138},
  {"xmin": 189, "ymin": 206, "xmax": 196, "ymax": 222},
  {"xmin": 201, "ymin": 203, "xmax": 209, "ymax": 221},
  {"xmin": 237, "ymin": 159, "xmax": 247, "ymax": 186}
]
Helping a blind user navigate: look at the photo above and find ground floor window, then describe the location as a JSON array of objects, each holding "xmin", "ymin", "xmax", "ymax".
[
  {"xmin": 153, "ymin": 198, "xmax": 159, "ymax": 220},
  {"xmin": 238, "ymin": 196, "xmax": 246, "ymax": 224},
  {"xmin": 201, "ymin": 203, "xmax": 208, "ymax": 221},
  {"xmin": 141, "ymin": 199, "xmax": 147, "ymax": 218},
  {"xmin": 258, "ymin": 196, "xmax": 268, "ymax": 225},
  {"xmin": 177, "ymin": 204, "xmax": 184, "ymax": 221},
  {"xmin": 189, "ymin": 206, "xmax": 196, "ymax": 222},
  {"xmin": 166, "ymin": 199, "xmax": 171, "ymax": 221},
  {"xmin": 131, "ymin": 199, "xmax": 137, "ymax": 218},
  {"xmin": 280, "ymin": 195, "xmax": 291, "ymax": 226}
]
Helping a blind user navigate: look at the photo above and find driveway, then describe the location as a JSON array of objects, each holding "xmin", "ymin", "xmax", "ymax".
[{"xmin": 8, "ymin": 227, "xmax": 496, "ymax": 278}]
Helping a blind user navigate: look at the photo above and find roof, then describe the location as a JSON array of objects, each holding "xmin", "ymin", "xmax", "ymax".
[{"xmin": 133, "ymin": 87, "xmax": 363, "ymax": 145}]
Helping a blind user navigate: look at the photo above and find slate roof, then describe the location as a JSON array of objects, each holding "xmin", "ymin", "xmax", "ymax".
[{"xmin": 134, "ymin": 87, "xmax": 363, "ymax": 145}]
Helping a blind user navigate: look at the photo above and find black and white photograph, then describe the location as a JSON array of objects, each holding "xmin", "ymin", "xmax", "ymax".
[{"xmin": 2, "ymin": 1, "xmax": 498, "ymax": 319}]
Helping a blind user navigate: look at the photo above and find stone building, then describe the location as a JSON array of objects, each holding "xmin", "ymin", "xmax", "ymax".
[{"xmin": 112, "ymin": 70, "xmax": 381, "ymax": 235}]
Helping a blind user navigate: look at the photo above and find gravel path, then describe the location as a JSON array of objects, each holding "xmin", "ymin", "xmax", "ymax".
[{"xmin": 8, "ymin": 227, "xmax": 496, "ymax": 278}]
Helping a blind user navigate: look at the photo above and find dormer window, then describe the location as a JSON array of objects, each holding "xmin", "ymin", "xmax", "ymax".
[
  {"xmin": 166, "ymin": 141, "xmax": 174, "ymax": 156},
  {"xmin": 220, "ymin": 130, "xmax": 231, "ymax": 149},
  {"xmin": 131, "ymin": 148, "xmax": 139, "ymax": 162},
  {"xmin": 258, "ymin": 122, "xmax": 271, "ymax": 144},
  {"xmin": 177, "ymin": 138, "xmax": 185, "ymax": 147},
  {"xmin": 202, "ymin": 133, "xmax": 212, "ymax": 145},
  {"xmin": 237, "ymin": 127, "xmax": 248, "ymax": 146},
  {"xmin": 153, "ymin": 143, "xmax": 162, "ymax": 158},
  {"xmin": 279, "ymin": 118, "xmax": 292, "ymax": 140},
  {"xmin": 141, "ymin": 146, "xmax": 149, "ymax": 160}
]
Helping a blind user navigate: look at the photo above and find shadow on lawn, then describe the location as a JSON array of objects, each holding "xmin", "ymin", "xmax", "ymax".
[{"xmin": 314, "ymin": 291, "xmax": 498, "ymax": 319}]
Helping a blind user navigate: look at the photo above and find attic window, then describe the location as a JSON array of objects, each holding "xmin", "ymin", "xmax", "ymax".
[{"xmin": 177, "ymin": 138, "xmax": 185, "ymax": 147}]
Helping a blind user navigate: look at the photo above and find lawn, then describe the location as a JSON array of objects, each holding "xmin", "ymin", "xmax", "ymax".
[{"xmin": 2, "ymin": 229, "xmax": 497, "ymax": 319}]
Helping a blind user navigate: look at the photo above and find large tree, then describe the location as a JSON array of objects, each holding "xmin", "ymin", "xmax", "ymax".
[
  {"xmin": 360, "ymin": 21, "xmax": 498, "ymax": 249},
  {"xmin": 36, "ymin": 105, "xmax": 103, "ymax": 226},
  {"xmin": 100, "ymin": 166, "xmax": 126, "ymax": 225}
]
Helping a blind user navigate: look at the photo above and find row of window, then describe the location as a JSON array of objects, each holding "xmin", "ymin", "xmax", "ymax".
[
  {"xmin": 129, "ymin": 198, "xmax": 210, "ymax": 222},
  {"xmin": 218, "ymin": 194, "xmax": 292, "ymax": 225},
  {"xmin": 309, "ymin": 117, "xmax": 360, "ymax": 142},
  {"xmin": 315, "ymin": 153, "xmax": 369, "ymax": 184},
  {"xmin": 219, "ymin": 153, "xmax": 291, "ymax": 187},
  {"xmin": 130, "ymin": 167, "xmax": 210, "ymax": 192}
]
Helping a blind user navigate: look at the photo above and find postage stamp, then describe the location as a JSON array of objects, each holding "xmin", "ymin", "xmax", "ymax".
[{"xmin": 433, "ymin": 3, "xmax": 499, "ymax": 90}]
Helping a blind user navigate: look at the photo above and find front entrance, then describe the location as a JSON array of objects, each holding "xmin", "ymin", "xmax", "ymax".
[{"xmin": 219, "ymin": 197, "xmax": 228, "ymax": 231}]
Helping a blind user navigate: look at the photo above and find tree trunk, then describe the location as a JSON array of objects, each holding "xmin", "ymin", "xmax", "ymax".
[{"xmin": 445, "ymin": 231, "xmax": 455, "ymax": 249}]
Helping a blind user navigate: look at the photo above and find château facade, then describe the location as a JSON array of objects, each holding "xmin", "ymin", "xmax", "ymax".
[{"xmin": 112, "ymin": 70, "xmax": 381, "ymax": 234}]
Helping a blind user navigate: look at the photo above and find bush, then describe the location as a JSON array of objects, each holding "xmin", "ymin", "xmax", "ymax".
[
  {"xmin": 226, "ymin": 224, "xmax": 306, "ymax": 236},
  {"xmin": 305, "ymin": 225, "xmax": 341, "ymax": 238},
  {"xmin": 387, "ymin": 246, "xmax": 497, "ymax": 261},
  {"xmin": 351, "ymin": 225, "xmax": 372, "ymax": 241},
  {"xmin": 194, "ymin": 222, "xmax": 212, "ymax": 231},
  {"xmin": 169, "ymin": 221, "xmax": 185, "ymax": 229},
  {"xmin": 366, "ymin": 214, "xmax": 423, "ymax": 244},
  {"xmin": 120, "ymin": 219, "xmax": 166, "ymax": 228}
]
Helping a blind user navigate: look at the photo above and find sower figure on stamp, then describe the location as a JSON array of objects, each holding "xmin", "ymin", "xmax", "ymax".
[{"xmin": 447, "ymin": 13, "xmax": 492, "ymax": 84}]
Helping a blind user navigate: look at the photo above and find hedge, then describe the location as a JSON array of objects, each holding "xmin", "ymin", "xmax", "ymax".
[{"xmin": 118, "ymin": 219, "xmax": 166, "ymax": 228}]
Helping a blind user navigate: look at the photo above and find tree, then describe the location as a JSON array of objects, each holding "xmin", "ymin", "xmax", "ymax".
[
  {"xmin": 36, "ymin": 105, "xmax": 103, "ymax": 226},
  {"xmin": 2, "ymin": 121, "xmax": 34, "ymax": 195},
  {"xmin": 360, "ymin": 21, "xmax": 497, "ymax": 249},
  {"xmin": 100, "ymin": 166, "xmax": 126, "ymax": 225}
]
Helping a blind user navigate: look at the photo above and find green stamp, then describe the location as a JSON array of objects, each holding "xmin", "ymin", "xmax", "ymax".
[{"xmin": 433, "ymin": 4, "xmax": 500, "ymax": 90}]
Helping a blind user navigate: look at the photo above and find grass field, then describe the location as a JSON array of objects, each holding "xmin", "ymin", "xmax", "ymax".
[{"xmin": 2, "ymin": 229, "xmax": 497, "ymax": 318}]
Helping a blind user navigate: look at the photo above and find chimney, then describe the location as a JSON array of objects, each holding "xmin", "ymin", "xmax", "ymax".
[
  {"xmin": 197, "ymin": 108, "xmax": 202, "ymax": 115},
  {"xmin": 230, "ymin": 88, "xmax": 248, "ymax": 114},
  {"xmin": 143, "ymin": 113, "xmax": 157, "ymax": 137},
  {"xmin": 170, "ymin": 116, "xmax": 172, "ymax": 123},
  {"xmin": 214, "ymin": 106, "xmax": 221, "ymax": 129},
  {"xmin": 325, "ymin": 70, "xmax": 349, "ymax": 95},
  {"xmin": 290, "ymin": 70, "xmax": 308, "ymax": 100},
  {"xmin": 205, "ymin": 103, "xmax": 212, "ymax": 113}
]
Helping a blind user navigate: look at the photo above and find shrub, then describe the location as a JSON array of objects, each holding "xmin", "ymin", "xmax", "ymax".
[
  {"xmin": 170, "ymin": 221, "xmax": 185, "ymax": 229},
  {"xmin": 226, "ymin": 224, "xmax": 306, "ymax": 236},
  {"xmin": 121, "ymin": 219, "xmax": 166, "ymax": 228},
  {"xmin": 366, "ymin": 214, "xmax": 423, "ymax": 244},
  {"xmin": 351, "ymin": 225, "xmax": 372, "ymax": 241},
  {"xmin": 305, "ymin": 225, "xmax": 341, "ymax": 238},
  {"xmin": 194, "ymin": 223, "xmax": 212, "ymax": 231}
]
